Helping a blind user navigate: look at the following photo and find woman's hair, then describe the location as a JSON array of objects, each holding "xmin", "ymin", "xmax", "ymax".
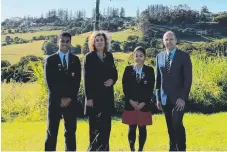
[
  {"xmin": 133, "ymin": 46, "xmax": 146, "ymax": 57},
  {"xmin": 88, "ymin": 31, "xmax": 111, "ymax": 52}
]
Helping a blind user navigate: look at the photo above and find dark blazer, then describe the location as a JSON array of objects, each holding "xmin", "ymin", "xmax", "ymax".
[
  {"xmin": 155, "ymin": 49, "xmax": 192, "ymax": 104},
  {"xmin": 44, "ymin": 52, "xmax": 81, "ymax": 108},
  {"xmin": 122, "ymin": 65, "xmax": 155, "ymax": 112},
  {"xmin": 83, "ymin": 51, "xmax": 118, "ymax": 114}
]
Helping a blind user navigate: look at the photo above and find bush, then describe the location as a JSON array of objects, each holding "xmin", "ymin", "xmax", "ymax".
[
  {"xmin": 150, "ymin": 39, "xmax": 163, "ymax": 49},
  {"xmin": 42, "ymin": 41, "xmax": 58, "ymax": 55},
  {"xmin": 83, "ymin": 37, "xmax": 89, "ymax": 54},
  {"xmin": 1, "ymin": 55, "xmax": 44, "ymax": 83},
  {"xmin": 190, "ymin": 55, "xmax": 227, "ymax": 108},
  {"xmin": 111, "ymin": 41, "xmax": 121, "ymax": 52},
  {"xmin": 5, "ymin": 35, "xmax": 11, "ymax": 44},
  {"xmin": 8, "ymin": 29, "xmax": 12, "ymax": 34},
  {"xmin": 1, "ymin": 60, "xmax": 11, "ymax": 68},
  {"xmin": 146, "ymin": 48, "xmax": 160, "ymax": 58},
  {"xmin": 122, "ymin": 41, "xmax": 137, "ymax": 52},
  {"xmin": 1, "ymin": 42, "xmax": 7, "ymax": 46},
  {"xmin": 67, "ymin": 27, "xmax": 81, "ymax": 36},
  {"xmin": 71, "ymin": 45, "xmax": 82, "ymax": 54},
  {"xmin": 136, "ymin": 40, "xmax": 149, "ymax": 49},
  {"xmin": 127, "ymin": 35, "xmax": 139, "ymax": 41}
]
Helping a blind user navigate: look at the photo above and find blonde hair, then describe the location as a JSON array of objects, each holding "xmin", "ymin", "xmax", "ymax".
[{"xmin": 88, "ymin": 31, "xmax": 111, "ymax": 52}]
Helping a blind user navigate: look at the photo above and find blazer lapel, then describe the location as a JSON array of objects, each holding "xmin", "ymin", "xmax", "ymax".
[
  {"xmin": 68, "ymin": 53, "xmax": 74, "ymax": 72},
  {"xmin": 55, "ymin": 53, "xmax": 63, "ymax": 72},
  {"xmin": 163, "ymin": 52, "xmax": 166, "ymax": 68}
]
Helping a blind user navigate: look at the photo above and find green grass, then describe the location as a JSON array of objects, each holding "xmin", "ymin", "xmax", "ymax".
[
  {"xmin": 1, "ymin": 30, "xmax": 60, "ymax": 40},
  {"xmin": 1, "ymin": 30, "xmax": 142, "ymax": 64},
  {"xmin": 1, "ymin": 40, "xmax": 46, "ymax": 64},
  {"xmin": 2, "ymin": 113, "xmax": 227, "ymax": 151}
]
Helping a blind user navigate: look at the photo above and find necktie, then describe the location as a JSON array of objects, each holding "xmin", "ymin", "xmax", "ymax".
[
  {"xmin": 63, "ymin": 55, "xmax": 67, "ymax": 71},
  {"xmin": 136, "ymin": 73, "xmax": 140, "ymax": 83},
  {"xmin": 166, "ymin": 52, "xmax": 171, "ymax": 74}
]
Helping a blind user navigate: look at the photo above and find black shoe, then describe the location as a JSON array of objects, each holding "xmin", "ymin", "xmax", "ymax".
[{"xmin": 138, "ymin": 148, "xmax": 143, "ymax": 151}]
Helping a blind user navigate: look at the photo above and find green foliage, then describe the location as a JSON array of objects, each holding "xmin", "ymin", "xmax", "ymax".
[
  {"xmin": 111, "ymin": 41, "xmax": 121, "ymax": 52},
  {"xmin": 71, "ymin": 45, "xmax": 82, "ymax": 54},
  {"xmin": 1, "ymin": 60, "xmax": 11, "ymax": 68},
  {"xmin": 5, "ymin": 35, "xmax": 12, "ymax": 44},
  {"xmin": 42, "ymin": 41, "xmax": 58, "ymax": 55},
  {"xmin": 190, "ymin": 55, "xmax": 227, "ymax": 106},
  {"xmin": 1, "ymin": 55, "xmax": 43, "ymax": 83},
  {"xmin": 83, "ymin": 37, "xmax": 89, "ymax": 54},
  {"xmin": 214, "ymin": 13, "xmax": 227, "ymax": 26},
  {"xmin": 2, "ymin": 52, "xmax": 227, "ymax": 122}
]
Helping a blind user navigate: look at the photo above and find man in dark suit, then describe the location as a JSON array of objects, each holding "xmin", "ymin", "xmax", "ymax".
[
  {"xmin": 155, "ymin": 31, "xmax": 192, "ymax": 151},
  {"xmin": 44, "ymin": 32, "xmax": 81, "ymax": 151}
]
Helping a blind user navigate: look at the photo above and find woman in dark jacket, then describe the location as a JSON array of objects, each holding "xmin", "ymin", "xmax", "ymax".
[
  {"xmin": 122, "ymin": 46, "xmax": 155, "ymax": 151},
  {"xmin": 83, "ymin": 31, "xmax": 118, "ymax": 151}
]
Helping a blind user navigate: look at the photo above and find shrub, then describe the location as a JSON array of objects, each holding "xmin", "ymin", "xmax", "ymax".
[{"xmin": 1, "ymin": 60, "xmax": 11, "ymax": 68}]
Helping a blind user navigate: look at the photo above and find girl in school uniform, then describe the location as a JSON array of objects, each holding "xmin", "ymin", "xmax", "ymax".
[{"xmin": 122, "ymin": 46, "xmax": 155, "ymax": 151}]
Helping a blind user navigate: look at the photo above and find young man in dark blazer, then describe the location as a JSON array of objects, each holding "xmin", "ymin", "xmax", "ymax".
[
  {"xmin": 155, "ymin": 31, "xmax": 192, "ymax": 151},
  {"xmin": 44, "ymin": 32, "xmax": 81, "ymax": 151}
]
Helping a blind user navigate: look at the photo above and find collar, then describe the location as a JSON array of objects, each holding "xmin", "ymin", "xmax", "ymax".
[
  {"xmin": 58, "ymin": 50, "xmax": 70, "ymax": 57},
  {"xmin": 133, "ymin": 65, "xmax": 143, "ymax": 73},
  {"xmin": 166, "ymin": 48, "xmax": 176, "ymax": 55}
]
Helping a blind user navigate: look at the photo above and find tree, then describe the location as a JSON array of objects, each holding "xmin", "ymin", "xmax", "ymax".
[
  {"xmin": 71, "ymin": 45, "xmax": 82, "ymax": 54},
  {"xmin": 111, "ymin": 41, "xmax": 121, "ymax": 52},
  {"xmin": 92, "ymin": 8, "xmax": 96, "ymax": 19},
  {"xmin": 69, "ymin": 10, "xmax": 73, "ymax": 21},
  {"xmin": 200, "ymin": 6, "xmax": 209, "ymax": 14},
  {"xmin": 5, "ymin": 36, "xmax": 11, "ymax": 44},
  {"xmin": 8, "ymin": 29, "xmax": 12, "ymax": 34},
  {"xmin": 58, "ymin": 9, "xmax": 64, "ymax": 21},
  {"xmin": 120, "ymin": 7, "xmax": 125, "ymax": 18},
  {"xmin": 1, "ymin": 60, "xmax": 11, "ymax": 68},
  {"xmin": 83, "ymin": 37, "xmax": 89, "ymax": 54},
  {"xmin": 127, "ymin": 35, "xmax": 139, "ymax": 41},
  {"xmin": 42, "ymin": 41, "xmax": 58, "ymax": 55},
  {"xmin": 64, "ymin": 9, "xmax": 69, "ymax": 21},
  {"xmin": 83, "ymin": 9, "xmax": 86, "ymax": 19},
  {"xmin": 113, "ymin": 8, "xmax": 119, "ymax": 17},
  {"xmin": 41, "ymin": 13, "xmax": 44, "ymax": 19},
  {"xmin": 76, "ymin": 10, "xmax": 84, "ymax": 19},
  {"xmin": 136, "ymin": 8, "xmax": 140, "ymax": 18},
  {"xmin": 215, "ymin": 13, "xmax": 227, "ymax": 26}
]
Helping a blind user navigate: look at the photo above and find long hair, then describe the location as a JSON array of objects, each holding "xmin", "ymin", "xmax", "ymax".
[{"xmin": 88, "ymin": 31, "xmax": 111, "ymax": 52}]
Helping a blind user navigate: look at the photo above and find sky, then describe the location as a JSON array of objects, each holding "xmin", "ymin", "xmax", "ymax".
[{"xmin": 1, "ymin": 0, "xmax": 227, "ymax": 21}]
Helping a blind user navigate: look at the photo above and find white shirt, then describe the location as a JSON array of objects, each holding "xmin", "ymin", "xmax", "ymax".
[
  {"xmin": 133, "ymin": 65, "xmax": 143, "ymax": 79},
  {"xmin": 58, "ymin": 50, "xmax": 69, "ymax": 69}
]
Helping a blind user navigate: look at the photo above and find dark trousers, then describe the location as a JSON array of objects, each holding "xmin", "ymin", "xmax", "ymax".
[
  {"xmin": 87, "ymin": 111, "xmax": 112, "ymax": 151},
  {"xmin": 45, "ymin": 104, "xmax": 77, "ymax": 151},
  {"xmin": 128, "ymin": 125, "xmax": 147, "ymax": 151},
  {"xmin": 162, "ymin": 102, "xmax": 186, "ymax": 151}
]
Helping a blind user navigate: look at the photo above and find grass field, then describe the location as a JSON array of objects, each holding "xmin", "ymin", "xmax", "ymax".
[
  {"xmin": 1, "ymin": 40, "xmax": 45, "ymax": 64},
  {"xmin": 1, "ymin": 30, "xmax": 61, "ymax": 40},
  {"xmin": 1, "ymin": 30, "xmax": 141, "ymax": 64},
  {"xmin": 2, "ymin": 113, "xmax": 227, "ymax": 151}
]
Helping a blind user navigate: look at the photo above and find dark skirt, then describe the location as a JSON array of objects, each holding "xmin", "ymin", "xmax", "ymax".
[{"xmin": 122, "ymin": 110, "xmax": 152, "ymax": 126}]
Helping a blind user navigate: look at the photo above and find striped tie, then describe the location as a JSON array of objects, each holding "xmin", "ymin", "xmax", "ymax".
[
  {"xmin": 63, "ymin": 55, "xmax": 67, "ymax": 72},
  {"xmin": 166, "ymin": 52, "xmax": 171, "ymax": 74},
  {"xmin": 136, "ymin": 73, "xmax": 140, "ymax": 83}
]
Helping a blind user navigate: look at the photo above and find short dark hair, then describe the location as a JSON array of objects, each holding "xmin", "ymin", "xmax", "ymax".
[
  {"xmin": 134, "ymin": 46, "xmax": 146, "ymax": 57},
  {"xmin": 58, "ymin": 31, "xmax": 72, "ymax": 40}
]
